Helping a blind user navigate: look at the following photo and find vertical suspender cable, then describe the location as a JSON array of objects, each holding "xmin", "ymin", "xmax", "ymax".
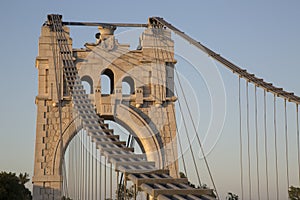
[
  {"xmin": 246, "ymin": 81, "xmax": 252, "ymax": 200},
  {"xmin": 239, "ymin": 77, "xmax": 244, "ymax": 200},
  {"xmin": 100, "ymin": 155, "xmax": 102, "ymax": 199},
  {"xmin": 85, "ymin": 134, "xmax": 88, "ymax": 200},
  {"xmin": 176, "ymin": 126, "xmax": 188, "ymax": 177},
  {"xmin": 77, "ymin": 134, "xmax": 80, "ymax": 198},
  {"xmin": 88, "ymin": 136, "xmax": 91, "ymax": 200},
  {"xmin": 82, "ymin": 131, "xmax": 85, "ymax": 200},
  {"xmin": 75, "ymin": 140, "xmax": 77, "ymax": 198},
  {"xmin": 297, "ymin": 104, "xmax": 300, "ymax": 185},
  {"xmin": 74, "ymin": 137, "xmax": 76, "ymax": 198},
  {"xmin": 255, "ymin": 86, "xmax": 260, "ymax": 200},
  {"xmin": 284, "ymin": 99, "xmax": 290, "ymax": 191},
  {"xmin": 72, "ymin": 139, "xmax": 75, "ymax": 197},
  {"xmin": 175, "ymin": 69, "xmax": 218, "ymax": 198},
  {"xmin": 90, "ymin": 140, "xmax": 92, "ymax": 200},
  {"xmin": 79, "ymin": 135, "xmax": 81, "ymax": 199},
  {"xmin": 171, "ymin": 102, "xmax": 188, "ymax": 176},
  {"xmin": 72, "ymin": 138, "xmax": 75, "ymax": 196},
  {"xmin": 73, "ymin": 139, "xmax": 75, "ymax": 196},
  {"xmin": 104, "ymin": 157, "xmax": 107, "ymax": 199},
  {"xmin": 62, "ymin": 156, "xmax": 69, "ymax": 197},
  {"xmin": 264, "ymin": 91, "xmax": 270, "ymax": 200},
  {"xmin": 174, "ymin": 82, "xmax": 202, "ymax": 186},
  {"xmin": 77, "ymin": 132, "xmax": 82, "ymax": 199},
  {"xmin": 68, "ymin": 141, "xmax": 71, "ymax": 196},
  {"xmin": 110, "ymin": 163, "xmax": 113, "ymax": 199},
  {"xmin": 95, "ymin": 145, "xmax": 98, "ymax": 200},
  {"xmin": 274, "ymin": 95, "xmax": 279, "ymax": 200},
  {"xmin": 80, "ymin": 132, "xmax": 82, "ymax": 199},
  {"xmin": 92, "ymin": 141, "xmax": 94, "ymax": 200},
  {"xmin": 117, "ymin": 172, "xmax": 120, "ymax": 200},
  {"xmin": 117, "ymin": 134, "xmax": 133, "ymax": 198},
  {"xmin": 82, "ymin": 133, "xmax": 84, "ymax": 199}
]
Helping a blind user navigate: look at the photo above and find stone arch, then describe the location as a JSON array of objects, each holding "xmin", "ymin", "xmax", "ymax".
[
  {"xmin": 52, "ymin": 114, "xmax": 81, "ymax": 176},
  {"xmin": 114, "ymin": 103, "xmax": 164, "ymax": 168},
  {"xmin": 81, "ymin": 75, "xmax": 93, "ymax": 94},
  {"xmin": 122, "ymin": 76, "xmax": 135, "ymax": 95},
  {"xmin": 101, "ymin": 68, "xmax": 114, "ymax": 94},
  {"xmin": 50, "ymin": 103, "xmax": 165, "ymax": 174}
]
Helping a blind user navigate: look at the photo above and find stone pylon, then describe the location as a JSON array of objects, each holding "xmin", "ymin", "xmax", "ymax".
[{"xmin": 33, "ymin": 16, "xmax": 178, "ymax": 199}]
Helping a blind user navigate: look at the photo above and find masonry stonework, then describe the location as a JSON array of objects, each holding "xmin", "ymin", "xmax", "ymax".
[{"xmin": 33, "ymin": 20, "xmax": 178, "ymax": 199}]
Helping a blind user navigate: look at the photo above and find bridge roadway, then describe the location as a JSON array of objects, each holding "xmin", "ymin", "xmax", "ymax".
[{"xmin": 48, "ymin": 14, "xmax": 216, "ymax": 200}]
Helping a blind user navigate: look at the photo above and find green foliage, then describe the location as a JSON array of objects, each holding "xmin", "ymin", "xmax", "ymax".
[
  {"xmin": 116, "ymin": 184, "xmax": 136, "ymax": 199},
  {"xmin": 0, "ymin": 171, "xmax": 32, "ymax": 200},
  {"xmin": 61, "ymin": 196, "xmax": 72, "ymax": 200},
  {"xmin": 18, "ymin": 173, "xmax": 30, "ymax": 185},
  {"xmin": 179, "ymin": 172, "xmax": 187, "ymax": 178},
  {"xmin": 226, "ymin": 192, "xmax": 239, "ymax": 200},
  {"xmin": 289, "ymin": 186, "xmax": 300, "ymax": 200}
]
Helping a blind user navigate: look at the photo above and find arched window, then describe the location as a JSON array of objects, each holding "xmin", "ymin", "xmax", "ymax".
[
  {"xmin": 122, "ymin": 76, "xmax": 135, "ymax": 95},
  {"xmin": 81, "ymin": 75, "xmax": 93, "ymax": 94},
  {"xmin": 101, "ymin": 69, "xmax": 114, "ymax": 94}
]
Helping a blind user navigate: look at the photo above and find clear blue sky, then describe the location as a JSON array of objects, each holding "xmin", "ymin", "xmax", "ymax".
[{"xmin": 0, "ymin": 0, "xmax": 299, "ymax": 198}]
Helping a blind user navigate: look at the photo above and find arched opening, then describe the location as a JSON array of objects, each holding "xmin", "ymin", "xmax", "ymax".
[
  {"xmin": 122, "ymin": 76, "xmax": 135, "ymax": 95},
  {"xmin": 81, "ymin": 75, "xmax": 93, "ymax": 94},
  {"xmin": 101, "ymin": 69, "xmax": 114, "ymax": 94}
]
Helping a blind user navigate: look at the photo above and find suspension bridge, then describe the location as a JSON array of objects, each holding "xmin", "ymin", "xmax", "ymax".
[{"xmin": 32, "ymin": 14, "xmax": 300, "ymax": 199}]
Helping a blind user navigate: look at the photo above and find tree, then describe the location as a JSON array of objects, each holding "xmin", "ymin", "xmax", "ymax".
[
  {"xmin": 289, "ymin": 186, "xmax": 300, "ymax": 200},
  {"xmin": 226, "ymin": 192, "xmax": 239, "ymax": 200},
  {"xmin": 116, "ymin": 184, "xmax": 136, "ymax": 199},
  {"xmin": 18, "ymin": 173, "xmax": 30, "ymax": 185},
  {"xmin": 0, "ymin": 171, "xmax": 32, "ymax": 200},
  {"xmin": 179, "ymin": 172, "xmax": 186, "ymax": 178},
  {"xmin": 61, "ymin": 196, "xmax": 72, "ymax": 200}
]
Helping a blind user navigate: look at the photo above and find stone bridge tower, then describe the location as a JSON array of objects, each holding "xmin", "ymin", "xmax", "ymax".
[{"xmin": 33, "ymin": 16, "xmax": 178, "ymax": 199}]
